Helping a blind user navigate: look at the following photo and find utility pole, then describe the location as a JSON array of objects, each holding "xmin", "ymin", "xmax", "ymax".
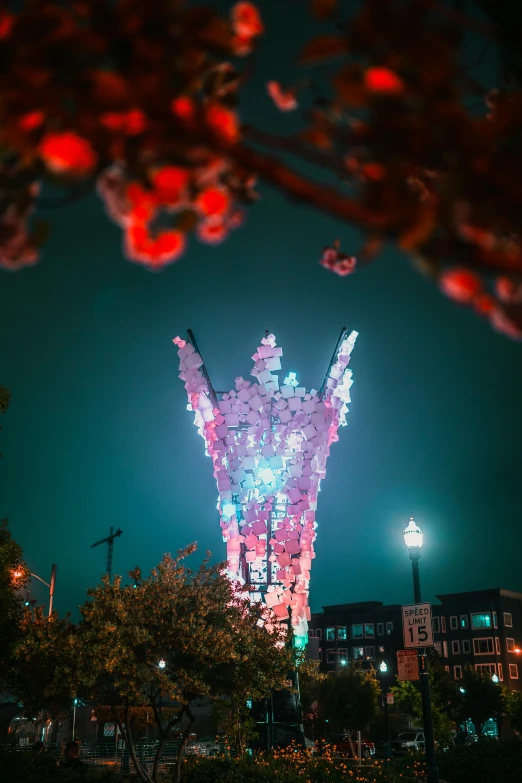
[{"xmin": 90, "ymin": 527, "xmax": 123, "ymax": 582}]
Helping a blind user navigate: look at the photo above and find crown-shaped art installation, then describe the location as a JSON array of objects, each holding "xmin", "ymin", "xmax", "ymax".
[{"xmin": 173, "ymin": 328, "xmax": 358, "ymax": 647}]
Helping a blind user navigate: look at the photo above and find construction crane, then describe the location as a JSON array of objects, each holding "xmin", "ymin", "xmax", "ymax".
[{"xmin": 90, "ymin": 526, "xmax": 123, "ymax": 582}]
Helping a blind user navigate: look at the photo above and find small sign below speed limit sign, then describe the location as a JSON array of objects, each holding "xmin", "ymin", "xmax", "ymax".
[{"xmin": 402, "ymin": 603, "xmax": 434, "ymax": 648}]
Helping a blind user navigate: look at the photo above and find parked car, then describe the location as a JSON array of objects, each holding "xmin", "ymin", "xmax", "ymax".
[
  {"xmin": 390, "ymin": 730, "xmax": 425, "ymax": 755},
  {"xmin": 323, "ymin": 734, "xmax": 375, "ymax": 759}
]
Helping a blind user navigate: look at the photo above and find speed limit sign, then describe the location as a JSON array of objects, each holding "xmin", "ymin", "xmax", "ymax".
[{"xmin": 402, "ymin": 603, "xmax": 434, "ymax": 648}]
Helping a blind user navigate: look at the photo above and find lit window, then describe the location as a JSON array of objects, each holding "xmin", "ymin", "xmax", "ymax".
[
  {"xmin": 327, "ymin": 649, "xmax": 337, "ymax": 664},
  {"xmin": 337, "ymin": 626, "xmax": 347, "ymax": 640},
  {"xmin": 432, "ymin": 617, "xmax": 440, "ymax": 633},
  {"xmin": 454, "ymin": 665, "xmax": 462, "ymax": 679},
  {"xmin": 504, "ymin": 612, "xmax": 513, "ymax": 628},
  {"xmin": 441, "ymin": 617, "xmax": 446, "ymax": 633},
  {"xmin": 507, "ymin": 638, "xmax": 515, "ymax": 653},
  {"xmin": 352, "ymin": 646, "xmax": 364, "ymax": 660},
  {"xmin": 498, "ymin": 663, "xmax": 504, "ymax": 681},
  {"xmin": 460, "ymin": 615, "xmax": 469, "ymax": 629},
  {"xmin": 509, "ymin": 664, "xmax": 519, "ymax": 679},
  {"xmin": 471, "ymin": 613, "xmax": 492, "ymax": 630},
  {"xmin": 386, "ymin": 621, "xmax": 393, "ymax": 635},
  {"xmin": 473, "ymin": 638, "xmax": 494, "ymax": 655},
  {"xmin": 434, "ymin": 641, "xmax": 442, "ymax": 656},
  {"xmin": 463, "ymin": 640, "xmax": 471, "ymax": 654},
  {"xmin": 377, "ymin": 623, "xmax": 384, "ymax": 636},
  {"xmin": 352, "ymin": 624, "xmax": 363, "ymax": 639},
  {"xmin": 452, "ymin": 640, "xmax": 460, "ymax": 655},
  {"xmin": 326, "ymin": 627, "xmax": 336, "ymax": 641},
  {"xmin": 365, "ymin": 623, "xmax": 375, "ymax": 638},
  {"xmin": 450, "ymin": 616, "xmax": 458, "ymax": 630},
  {"xmin": 495, "ymin": 638, "xmax": 500, "ymax": 655},
  {"xmin": 365, "ymin": 646, "xmax": 375, "ymax": 660},
  {"xmin": 493, "ymin": 612, "xmax": 498, "ymax": 629},
  {"xmin": 443, "ymin": 641, "xmax": 448, "ymax": 658},
  {"xmin": 476, "ymin": 663, "xmax": 496, "ymax": 675}
]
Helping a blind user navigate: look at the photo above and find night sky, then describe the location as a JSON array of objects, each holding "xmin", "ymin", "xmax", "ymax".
[{"xmin": 1, "ymin": 1, "xmax": 522, "ymax": 618}]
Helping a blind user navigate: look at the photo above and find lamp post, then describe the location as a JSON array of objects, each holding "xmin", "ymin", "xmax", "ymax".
[
  {"xmin": 403, "ymin": 518, "xmax": 439, "ymax": 783},
  {"xmin": 379, "ymin": 661, "xmax": 391, "ymax": 745}
]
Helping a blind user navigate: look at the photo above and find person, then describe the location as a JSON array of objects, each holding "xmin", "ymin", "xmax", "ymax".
[{"xmin": 60, "ymin": 741, "xmax": 86, "ymax": 772}]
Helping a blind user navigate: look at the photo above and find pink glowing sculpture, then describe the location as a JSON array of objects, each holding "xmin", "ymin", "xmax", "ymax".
[{"xmin": 173, "ymin": 328, "xmax": 357, "ymax": 646}]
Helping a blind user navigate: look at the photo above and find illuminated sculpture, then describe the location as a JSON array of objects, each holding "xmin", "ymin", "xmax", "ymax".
[{"xmin": 174, "ymin": 328, "xmax": 357, "ymax": 647}]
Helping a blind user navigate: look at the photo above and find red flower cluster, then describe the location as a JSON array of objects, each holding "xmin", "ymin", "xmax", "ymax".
[
  {"xmin": 439, "ymin": 268, "xmax": 522, "ymax": 339},
  {"xmin": 320, "ymin": 247, "xmax": 357, "ymax": 277},
  {"xmin": 267, "ymin": 81, "xmax": 298, "ymax": 112},
  {"xmin": 39, "ymin": 132, "xmax": 97, "ymax": 176},
  {"xmin": 364, "ymin": 67, "xmax": 405, "ymax": 95},
  {"xmin": 231, "ymin": 2, "xmax": 263, "ymax": 55}
]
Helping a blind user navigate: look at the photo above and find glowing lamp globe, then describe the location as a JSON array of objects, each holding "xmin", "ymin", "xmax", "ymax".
[
  {"xmin": 492, "ymin": 674, "xmax": 499, "ymax": 683},
  {"xmin": 158, "ymin": 659, "xmax": 166, "ymax": 669},
  {"xmin": 403, "ymin": 518, "xmax": 423, "ymax": 550},
  {"xmin": 379, "ymin": 661, "xmax": 388, "ymax": 673}
]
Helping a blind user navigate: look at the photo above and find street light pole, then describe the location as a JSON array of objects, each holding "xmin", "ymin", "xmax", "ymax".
[
  {"xmin": 404, "ymin": 519, "xmax": 439, "ymax": 783},
  {"xmin": 379, "ymin": 661, "xmax": 391, "ymax": 744},
  {"xmin": 29, "ymin": 565, "xmax": 57, "ymax": 618}
]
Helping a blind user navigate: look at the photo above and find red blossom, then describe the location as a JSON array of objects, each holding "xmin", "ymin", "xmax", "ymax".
[
  {"xmin": 231, "ymin": 35, "xmax": 254, "ymax": 56},
  {"xmin": 495, "ymin": 276, "xmax": 522, "ymax": 303},
  {"xmin": 439, "ymin": 268, "xmax": 482, "ymax": 304},
  {"xmin": 364, "ymin": 67, "xmax": 405, "ymax": 95},
  {"xmin": 125, "ymin": 109, "xmax": 147, "ymax": 136},
  {"xmin": 0, "ymin": 11, "xmax": 14, "ymax": 39},
  {"xmin": 197, "ymin": 218, "xmax": 229, "ymax": 245},
  {"xmin": 490, "ymin": 307, "xmax": 522, "ymax": 340},
  {"xmin": 206, "ymin": 103, "xmax": 240, "ymax": 143},
  {"xmin": 170, "ymin": 96, "xmax": 196, "ymax": 122},
  {"xmin": 267, "ymin": 81, "xmax": 298, "ymax": 112},
  {"xmin": 231, "ymin": 2, "xmax": 263, "ymax": 40},
  {"xmin": 320, "ymin": 247, "xmax": 357, "ymax": 276},
  {"xmin": 473, "ymin": 293, "xmax": 496, "ymax": 317},
  {"xmin": 39, "ymin": 131, "xmax": 97, "ymax": 175},
  {"xmin": 18, "ymin": 111, "xmax": 45, "ymax": 131},
  {"xmin": 125, "ymin": 224, "xmax": 186, "ymax": 269},
  {"xmin": 151, "ymin": 166, "xmax": 190, "ymax": 206},
  {"xmin": 195, "ymin": 187, "xmax": 230, "ymax": 218}
]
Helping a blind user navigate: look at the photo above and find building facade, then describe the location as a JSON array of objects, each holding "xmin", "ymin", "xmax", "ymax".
[{"xmin": 311, "ymin": 589, "xmax": 522, "ymax": 691}]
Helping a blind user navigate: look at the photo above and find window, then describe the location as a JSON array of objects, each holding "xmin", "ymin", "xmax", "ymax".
[
  {"xmin": 326, "ymin": 627, "xmax": 336, "ymax": 641},
  {"xmin": 352, "ymin": 624, "xmax": 363, "ymax": 639},
  {"xmin": 338, "ymin": 648, "xmax": 348, "ymax": 664},
  {"xmin": 473, "ymin": 638, "xmax": 494, "ymax": 655},
  {"xmin": 450, "ymin": 616, "xmax": 458, "ymax": 630},
  {"xmin": 509, "ymin": 664, "xmax": 519, "ymax": 679},
  {"xmin": 454, "ymin": 665, "xmax": 462, "ymax": 679},
  {"xmin": 365, "ymin": 623, "xmax": 375, "ymax": 638},
  {"xmin": 495, "ymin": 637, "xmax": 500, "ymax": 655},
  {"xmin": 386, "ymin": 621, "xmax": 393, "ymax": 635},
  {"xmin": 337, "ymin": 627, "xmax": 347, "ymax": 641},
  {"xmin": 498, "ymin": 663, "xmax": 503, "ymax": 681},
  {"xmin": 476, "ymin": 663, "xmax": 496, "ymax": 675},
  {"xmin": 308, "ymin": 630, "xmax": 316, "ymax": 638},
  {"xmin": 352, "ymin": 646, "xmax": 364, "ymax": 660},
  {"xmin": 316, "ymin": 628, "xmax": 323, "ymax": 640},
  {"xmin": 452, "ymin": 640, "xmax": 460, "ymax": 655},
  {"xmin": 432, "ymin": 617, "xmax": 440, "ymax": 633},
  {"xmin": 471, "ymin": 613, "xmax": 492, "ymax": 630},
  {"xmin": 327, "ymin": 649, "xmax": 337, "ymax": 664},
  {"xmin": 463, "ymin": 639, "xmax": 471, "ymax": 654},
  {"xmin": 365, "ymin": 646, "xmax": 375, "ymax": 660},
  {"xmin": 460, "ymin": 615, "xmax": 469, "ymax": 629},
  {"xmin": 507, "ymin": 638, "xmax": 516, "ymax": 653},
  {"xmin": 434, "ymin": 641, "xmax": 442, "ymax": 656},
  {"xmin": 377, "ymin": 622, "xmax": 384, "ymax": 636},
  {"xmin": 493, "ymin": 612, "xmax": 498, "ymax": 629},
  {"xmin": 443, "ymin": 641, "xmax": 448, "ymax": 658},
  {"xmin": 504, "ymin": 612, "xmax": 513, "ymax": 628},
  {"xmin": 441, "ymin": 617, "xmax": 446, "ymax": 633}
]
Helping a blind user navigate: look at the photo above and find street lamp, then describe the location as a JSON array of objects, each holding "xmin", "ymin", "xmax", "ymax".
[
  {"xmin": 158, "ymin": 659, "xmax": 166, "ymax": 669},
  {"xmin": 30, "ymin": 567, "xmax": 57, "ymax": 617},
  {"xmin": 492, "ymin": 674, "xmax": 499, "ymax": 684},
  {"xmin": 403, "ymin": 518, "xmax": 439, "ymax": 783},
  {"xmin": 378, "ymin": 661, "xmax": 391, "ymax": 744},
  {"xmin": 379, "ymin": 661, "xmax": 388, "ymax": 673}
]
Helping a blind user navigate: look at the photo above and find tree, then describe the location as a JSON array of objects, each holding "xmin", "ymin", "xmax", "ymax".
[
  {"xmin": 13, "ymin": 545, "xmax": 294, "ymax": 783},
  {"xmin": 391, "ymin": 655, "xmax": 461, "ymax": 746},
  {"xmin": 504, "ymin": 688, "xmax": 522, "ymax": 734},
  {"xmin": 315, "ymin": 667, "xmax": 381, "ymax": 736},
  {"xmin": 0, "ymin": 519, "xmax": 29, "ymax": 692},
  {"xmin": 1, "ymin": 2, "xmax": 522, "ymax": 338},
  {"xmin": 457, "ymin": 665, "xmax": 505, "ymax": 735}
]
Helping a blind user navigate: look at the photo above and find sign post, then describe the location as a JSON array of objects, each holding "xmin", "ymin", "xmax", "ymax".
[
  {"xmin": 402, "ymin": 603, "xmax": 433, "ymax": 648},
  {"xmin": 397, "ymin": 649, "xmax": 420, "ymax": 681}
]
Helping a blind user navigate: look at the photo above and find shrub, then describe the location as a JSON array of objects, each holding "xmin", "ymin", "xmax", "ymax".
[{"xmin": 437, "ymin": 738, "xmax": 522, "ymax": 783}]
